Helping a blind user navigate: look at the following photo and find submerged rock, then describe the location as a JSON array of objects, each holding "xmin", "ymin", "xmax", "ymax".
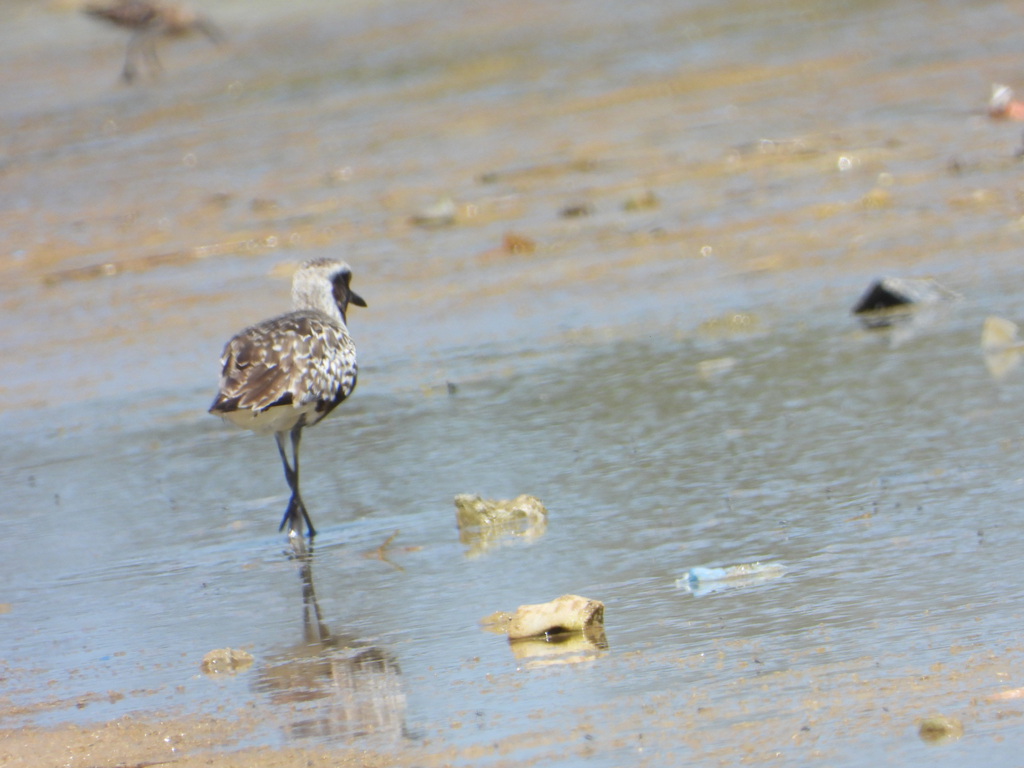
[
  {"xmin": 455, "ymin": 493, "xmax": 547, "ymax": 526},
  {"xmin": 454, "ymin": 493, "xmax": 548, "ymax": 557},
  {"xmin": 201, "ymin": 647, "xmax": 254, "ymax": 675}
]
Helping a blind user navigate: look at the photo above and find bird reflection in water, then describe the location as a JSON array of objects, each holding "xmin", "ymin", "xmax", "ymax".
[{"xmin": 255, "ymin": 550, "xmax": 407, "ymax": 743}]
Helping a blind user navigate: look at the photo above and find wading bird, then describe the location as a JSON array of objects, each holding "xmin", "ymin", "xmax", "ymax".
[
  {"xmin": 210, "ymin": 259, "xmax": 366, "ymax": 542},
  {"xmin": 84, "ymin": 0, "xmax": 224, "ymax": 82}
]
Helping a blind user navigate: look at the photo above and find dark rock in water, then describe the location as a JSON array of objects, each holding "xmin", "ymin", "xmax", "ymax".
[
  {"xmin": 852, "ymin": 277, "xmax": 960, "ymax": 332},
  {"xmin": 852, "ymin": 277, "xmax": 959, "ymax": 315}
]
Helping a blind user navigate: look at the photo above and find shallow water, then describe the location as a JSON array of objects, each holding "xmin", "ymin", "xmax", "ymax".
[{"xmin": 5, "ymin": 0, "xmax": 1024, "ymax": 765}]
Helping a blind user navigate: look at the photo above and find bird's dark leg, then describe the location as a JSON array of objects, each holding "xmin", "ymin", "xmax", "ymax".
[
  {"xmin": 275, "ymin": 430, "xmax": 303, "ymax": 536},
  {"xmin": 275, "ymin": 430, "xmax": 298, "ymax": 492},
  {"xmin": 122, "ymin": 30, "xmax": 161, "ymax": 82},
  {"xmin": 290, "ymin": 426, "xmax": 317, "ymax": 538},
  {"xmin": 290, "ymin": 425, "xmax": 302, "ymax": 488},
  {"xmin": 121, "ymin": 36, "xmax": 140, "ymax": 82},
  {"xmin": 274, "ymin": 427, "xmax": 316, "ymax": 538}
]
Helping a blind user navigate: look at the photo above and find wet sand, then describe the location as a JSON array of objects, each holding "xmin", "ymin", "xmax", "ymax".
[
  {"xmin": 6, "ymin": 0, "xmax": 1024, "ymax": 765},
  {"xmin": 7, "ymin": 629, "xmax": 1024, "ymax": 766}
]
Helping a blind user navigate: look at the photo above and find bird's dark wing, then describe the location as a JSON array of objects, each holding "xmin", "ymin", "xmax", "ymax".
[{"xmin": 209, "ymin": 312, "xmax": 357, "ymax": 416}]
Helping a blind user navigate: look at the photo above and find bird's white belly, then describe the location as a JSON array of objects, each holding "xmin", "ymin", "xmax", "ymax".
[{"xmin": 219, "ymin": 402, "xmax": 319, "ymax": 435}]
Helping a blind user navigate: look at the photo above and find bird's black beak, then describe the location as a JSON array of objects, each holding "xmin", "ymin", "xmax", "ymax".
[{"xmin": 349, "ymin": 290, "xmax": 367, "ymax": 309}]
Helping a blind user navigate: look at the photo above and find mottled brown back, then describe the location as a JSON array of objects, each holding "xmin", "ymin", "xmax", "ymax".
[{"xmin": 210, "ymin": 310, "xmax": 358, "ymax": 424}]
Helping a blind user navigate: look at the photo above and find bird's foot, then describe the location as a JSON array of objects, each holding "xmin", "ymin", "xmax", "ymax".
[
  {"xmin": 287, "ymin": 526, "xmax": 309, "ymax": 557},
  {"xmin": 279, "ymin": 494, "xmax": 316, "ymax": 539}
]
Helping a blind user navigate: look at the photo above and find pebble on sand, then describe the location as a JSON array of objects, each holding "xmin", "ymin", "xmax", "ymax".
[{"xmin": 917, "ymin": 715, "xmax": 964, "ymax": 744}]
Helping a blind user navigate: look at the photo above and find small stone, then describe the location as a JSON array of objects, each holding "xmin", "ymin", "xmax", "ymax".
[
  {"xmin": 559, "ymin": 202, "xmax": 593, "ymax": 218},
  {"xmin": 697, "ymin": 357, "xmax": 737, "ymax": 380},
  {"xmin": 623, "ymin": 190, "xmax": 659, "ymax": 211},
  {"xmin": 918, "ymin": 715, "xmax": 963, "ymax": 744},
  {"xmin": 250, "ymin": 198, "xmax": 280, "ymax": 214},
  {"xmin": 201, "ymin": 647, "xmax": 254, "ymax": 675},
  {"xmin": 502, "ymin": 232, "xmax": 536, "ymax": 255},
  {"xmin": 860, "ymin": 187, "xmax": 892, "ymax": 209},
  {"xmin": 411, "ymin": 196, "xmax": 457, "ymax": 228}
]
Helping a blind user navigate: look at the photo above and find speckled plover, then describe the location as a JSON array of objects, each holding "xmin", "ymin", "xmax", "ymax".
[
  {"xmin": 210, "ymin": 259, "xmax": 366, "ymax": 541},
  {"xmin": 84, "ymin": 0, "xmax": 224, "ymax": 82}
]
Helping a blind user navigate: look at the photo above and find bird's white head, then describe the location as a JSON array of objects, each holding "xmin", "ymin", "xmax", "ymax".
[{"xmin": 292, "ymin": 258, "xmax": 367, "ymax": 324}]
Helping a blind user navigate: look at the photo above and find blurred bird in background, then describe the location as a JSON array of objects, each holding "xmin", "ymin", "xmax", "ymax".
[{"xmin": 83, "ymin": 0, "xmax": 224, "ymax": 82}]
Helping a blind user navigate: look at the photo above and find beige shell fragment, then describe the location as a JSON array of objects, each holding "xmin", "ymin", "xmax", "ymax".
[
  {"xmin": 505, "ymin": 594, "xmax": 604, "ymax": 641},
  {"xmin": 484, "ymin": 598, "xmax": 608, "ymax": 666}
]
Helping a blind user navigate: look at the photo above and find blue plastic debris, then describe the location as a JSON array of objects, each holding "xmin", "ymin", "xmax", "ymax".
[{"xmin": 676, "ymin": 561, "xmax": 787, "ymax": 597}]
